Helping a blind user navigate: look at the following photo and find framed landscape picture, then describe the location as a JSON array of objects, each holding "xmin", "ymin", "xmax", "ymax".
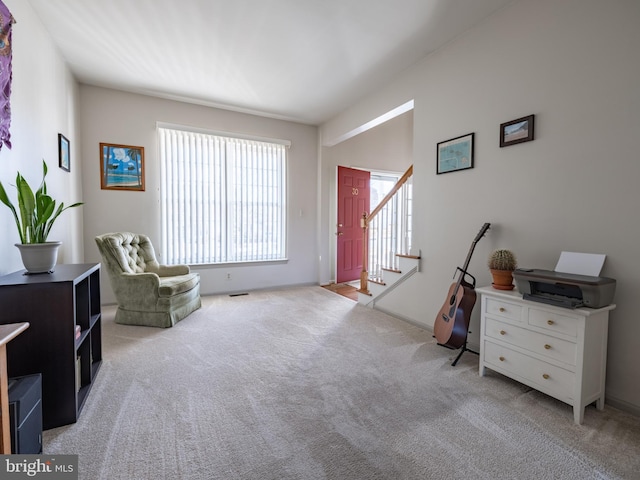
[
  {"xmin": 437, "ymin": 132, "xmax": 474, "ymax": 175},
  {"xmin": 500, "ymin": 114, "xmax": 535, "ymax": 147},
  {"xmin": 58, "ymin": 134, "xmax": 70, "ymax": 172},
  {"xmin": 100, "ymin": 143, "xmax": 145, "ymax": 191}
]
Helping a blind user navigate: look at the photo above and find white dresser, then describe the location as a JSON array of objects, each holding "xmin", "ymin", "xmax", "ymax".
[{"xmin": 477, "ymin": 286, "xmax": 615, "ymax": 424}]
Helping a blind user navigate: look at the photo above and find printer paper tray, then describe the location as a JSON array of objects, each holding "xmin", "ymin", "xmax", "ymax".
[{"xmin": 523, "ymin": 292, "xmax": 583, "ymax": 309}]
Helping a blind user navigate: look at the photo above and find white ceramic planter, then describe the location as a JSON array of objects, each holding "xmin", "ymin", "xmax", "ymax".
[{"xmin": 15, "ymin": 241, "xmax": 62, "ymax": 273}]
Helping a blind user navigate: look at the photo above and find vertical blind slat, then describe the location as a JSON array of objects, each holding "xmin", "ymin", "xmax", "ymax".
[{"xmin": 159, "ymin": 128, "xmax": 286, "ymax": 264}]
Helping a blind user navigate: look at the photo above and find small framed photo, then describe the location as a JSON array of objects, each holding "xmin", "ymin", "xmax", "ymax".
[
  {"xmin": 437, "ymin": 132, "xmax": 474, "ymax": 175},
  {"xmin": 100, "ymin": 143, "xmax": 145, "ymax": 191},
  {"xmin": 58, "ymin": 134, "xmax": 70, "ymax": 172},
  {"xmin": 500, "ymin": 114, "xmax": 535, "ymax": 147}
]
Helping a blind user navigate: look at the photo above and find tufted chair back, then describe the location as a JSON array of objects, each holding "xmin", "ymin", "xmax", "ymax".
[{"xmin": 96, "ymin": 232, "xmax": 161, "ymax": 274}]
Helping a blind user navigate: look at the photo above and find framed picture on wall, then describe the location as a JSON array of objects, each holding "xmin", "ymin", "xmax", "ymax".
[
  {"xmin": 437, "ymin": 132, "xmax": 474, "ymax": 174},
  {"xmin": 58, "ymin": 134, "xmax": 70, "ymax": 172},
  {"xmin": 99, "ymin": 143, "xmax": 145, "ymax": 191},
  {"xmin": 500, "ymin": 114, "xmax": 535, "ymax": 147}
]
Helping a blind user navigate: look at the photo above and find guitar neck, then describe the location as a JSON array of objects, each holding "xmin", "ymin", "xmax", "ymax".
[
  {"xmin": 461, "ymin": 241, "xmax": 479, "ymax": 274},
  {"xmin": 455, "ymin": 223, "xmax": 491, "ymax": 285}
]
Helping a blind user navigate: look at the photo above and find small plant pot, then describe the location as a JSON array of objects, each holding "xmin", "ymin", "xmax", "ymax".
[
  {"xmin": 15, "ymin": 242, "xmax": 62, "ymax": 274},
  {"xmin": 490, "ymin": 268, "xmax": 514, "ymax": 290}
]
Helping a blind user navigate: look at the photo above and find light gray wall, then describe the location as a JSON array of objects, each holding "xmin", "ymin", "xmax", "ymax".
[
  {"xmin": 320, "ymin": 0, "xmax": 640, "ymax": 413},
  {"xmin": 0, "ymin": 0, "xmax": 83, "ymax": 275},
  {"xmin": 79, "ymin": 86, "xmax": 319, "ymax": 303}
]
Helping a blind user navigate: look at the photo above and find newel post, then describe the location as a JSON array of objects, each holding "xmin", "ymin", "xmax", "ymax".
[{"xmin": 359, "ymin": 212, "xmax": 370, "ymax": 294}]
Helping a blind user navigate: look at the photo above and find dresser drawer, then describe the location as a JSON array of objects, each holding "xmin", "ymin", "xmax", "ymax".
[
  {"xmin": 485, "ymin": 317, "xmax": 577, "ymax": 366},
  {"xmin": 483, "ymin": 340, "xmax": 574, "ymax": 400},
  {"xmin": 528, "ymin": 308, "xmax": 579, "ymax": 337},
  {"xmin": 485, "ymin": 297, "xmax": 523, "ymax": 322}
]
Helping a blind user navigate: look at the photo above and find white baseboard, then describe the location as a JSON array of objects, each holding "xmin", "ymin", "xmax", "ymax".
[{"xmin": 605, "ymin": 395, "xmax": 640, "ymax": 418}]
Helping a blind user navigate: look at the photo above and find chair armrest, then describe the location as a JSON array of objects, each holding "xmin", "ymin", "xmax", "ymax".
[
  {"xmin": 118, "ymin": 272, "xmax": 160, "ymax": 292},
  {"xmin": 156, "ymin": 264, "xmax": 190, "ymax": 276},
  {"xmin": 114, "ymin": 272, "xmax": 162, "ymax": 308},
  {"xmin": 119, "ymin": 271, "xmax": 161, "ymax": 287}
]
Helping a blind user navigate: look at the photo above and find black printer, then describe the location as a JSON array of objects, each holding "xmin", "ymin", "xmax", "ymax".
[{"xmin": 513, "ymin": 268, "xmax": 616, "ymax": 309}]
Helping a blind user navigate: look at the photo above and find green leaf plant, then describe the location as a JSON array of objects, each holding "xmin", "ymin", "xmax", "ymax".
[{"xmin": 0, "ymin": 160, "xmax": 83, "ymax": 244}]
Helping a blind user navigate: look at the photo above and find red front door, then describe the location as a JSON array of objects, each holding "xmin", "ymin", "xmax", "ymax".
[{"xmin": 336, "ymin": 166, "xmax": 370, "ymax": 284}]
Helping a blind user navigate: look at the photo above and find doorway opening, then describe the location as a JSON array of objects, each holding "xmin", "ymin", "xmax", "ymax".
[{"xmin": 335, "ymin": 167, "xmax": 404, "ymax": 285}]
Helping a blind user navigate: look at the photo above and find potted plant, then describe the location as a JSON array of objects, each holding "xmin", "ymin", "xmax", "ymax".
[
  {"xmin": 0, "ymin": 160, "xmax": 83, "ymax": 273},
  {"xmin": 488, "ymin": 249, "xmax": 517, "ymax": 290}
]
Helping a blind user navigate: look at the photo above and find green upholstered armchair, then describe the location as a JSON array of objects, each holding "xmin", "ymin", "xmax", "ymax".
[{"xmin": 95, "ymin": 232, "xmax": 201, "ymax": 327}]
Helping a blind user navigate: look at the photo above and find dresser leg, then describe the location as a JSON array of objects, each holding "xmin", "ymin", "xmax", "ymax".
[
  {"xmin": 596, "ymin": 396, "xmax": 605, "ymax": 410},
  {"xmin": 573, "ymin": 406, "xmax": 584, "ymax": 425}
]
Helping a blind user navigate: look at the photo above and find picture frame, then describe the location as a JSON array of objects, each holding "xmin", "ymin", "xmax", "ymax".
[
  {"xmin": 58, "ymin": 134, "xmax": 70, "ymax": 172},
  {"xmin": 500, "ymin": 114, "xmax": 535, "ymax": 147},
  {"xmin": 100, "ymin": 143, "xmax": 145, "ymax": 191},
  {"xmin": 437, "ymin": 132, "xmax": 474, "ymax": 175}
]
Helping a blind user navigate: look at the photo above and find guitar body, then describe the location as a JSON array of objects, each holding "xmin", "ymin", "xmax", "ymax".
[
  {"xmin": 434, "ymin": 280, "xmax": 477, "ymax": 349},
  {"xmin": 433, "ymin": 222, "xmax": 490, "ymax": 351}
]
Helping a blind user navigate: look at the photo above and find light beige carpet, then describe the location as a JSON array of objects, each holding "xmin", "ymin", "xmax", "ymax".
[{"xmin": 44, "ymin": 286, "xmax": 640, "ymax": 479}]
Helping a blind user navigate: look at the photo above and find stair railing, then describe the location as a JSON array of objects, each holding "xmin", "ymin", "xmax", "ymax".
[{"xmin": 359, "ymin": 165, "xmax": 413, "ymax": 294}]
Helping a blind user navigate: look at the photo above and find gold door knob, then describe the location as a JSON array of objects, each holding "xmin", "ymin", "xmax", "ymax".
[
  {"xmin": 542, "ymin": 374, "xmax": 550, "ymax": 380},
  {"xmin": 544, "ymin": 344, "xmax": 551, "ymax": 350},
  {"xmin": 499, "ymin": 356, "xmax": 505, "ymax": 362},
  {"xmin": 547, "ymin": 320, "xmax": 555, "ymax": 325},
  {"xmin": 335, "ymin": 232, "xmax": 343, "ymax": 236},
  {"xmin": 500, "ymin": 330, "xmax": 506, "ymax": 335}
]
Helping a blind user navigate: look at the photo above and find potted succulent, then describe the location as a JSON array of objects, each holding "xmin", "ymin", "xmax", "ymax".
[
  {"xmin": 488, "ymin": 249, "xmax": 517, "ymax": 290},
  {"xmin": 0, "ymin": 160, "xmax": 83, "ymax": 273}
]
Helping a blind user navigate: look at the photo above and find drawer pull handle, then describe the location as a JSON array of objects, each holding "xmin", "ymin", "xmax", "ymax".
[
  {"xmin": 544, "ymin": 344, "xmax": 551, "ymax": 350},
  {"xmin": 499, "ymin": 356, "xmax": 505, "ymax": 362},
  {"xmin": 542, "ymin": 374, "xmax": 550, "ymax": 380},
  {"xmin": 547, "ymin": 320, "xmax": 555, "ymax": 325},
  {"xmin": 500, "ymin": 330, "xmax": 506, "ymax": 335},
  {"xmin": 499, "ymin": 307, "xmax": 506, "ymax": 313}
]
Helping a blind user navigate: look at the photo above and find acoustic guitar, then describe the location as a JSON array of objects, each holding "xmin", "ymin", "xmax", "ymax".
[{"xmin": 434, "ymin": 223, "xmax": 491, "ymax": 349}]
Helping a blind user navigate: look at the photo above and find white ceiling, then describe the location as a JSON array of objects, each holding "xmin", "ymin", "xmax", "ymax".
[{"xmin": 27, "ymin": 0, "xmax": 513, "ymax": 125}]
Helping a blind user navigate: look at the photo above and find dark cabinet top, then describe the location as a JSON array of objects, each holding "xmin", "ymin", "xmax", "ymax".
[{"xmin": 0, "ymin": 263, "xmax": 100, "ymax": 287}]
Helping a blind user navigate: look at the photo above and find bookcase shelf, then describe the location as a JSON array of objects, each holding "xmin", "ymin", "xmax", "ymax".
[{"xmin": 0, "ymin": 263, "xmax": 102, "ymax": 430}]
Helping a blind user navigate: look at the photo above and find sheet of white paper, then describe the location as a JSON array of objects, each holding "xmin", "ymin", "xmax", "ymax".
[{"xmin": 554, "ymin": 251, "xmax": 606, "ymax": 276}]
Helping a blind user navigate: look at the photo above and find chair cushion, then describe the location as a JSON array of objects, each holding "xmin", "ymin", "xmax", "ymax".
[{"xmin": 158, "ymin": 273, "xmax": 200, "ymax": 297}]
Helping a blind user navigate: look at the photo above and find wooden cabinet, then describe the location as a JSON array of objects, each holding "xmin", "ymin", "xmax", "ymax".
[
  {"xmin": 477, "ymin": 286, "xmax": 615, "ymax": 424},
  {"xmin": 0, "ymin": 323, "xmax": 29, "ymax": 453},
  {"xmin": 0, "ymin": 263, "xmax": 102, "ymax": 430}
]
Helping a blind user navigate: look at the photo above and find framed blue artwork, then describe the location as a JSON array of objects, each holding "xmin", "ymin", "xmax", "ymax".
[
  {"xmin": 99, "ymin": 143, "xmax": 145, "ymax": 191},
  {"xmin": 437, "ymin": 132, "xmax": 474, "ymax": 175},
  {"xmin": 58, "ymin": 133, "xmax": 70, "ymax": 172}
]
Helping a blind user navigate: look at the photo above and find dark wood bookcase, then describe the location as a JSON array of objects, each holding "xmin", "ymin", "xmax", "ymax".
[{"xmin": 0, "ymin": 263, "xmax": 102, "ymax": 430}]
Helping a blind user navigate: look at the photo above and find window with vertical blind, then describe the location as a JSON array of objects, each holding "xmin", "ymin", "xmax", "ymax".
[{"xmin": 158, "ymin": 126, "xmax": 288, "ymax": 265}]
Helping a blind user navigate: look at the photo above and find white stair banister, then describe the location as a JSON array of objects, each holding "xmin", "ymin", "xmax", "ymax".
[{"xmin": 359, "ymin": 165, "xmax": 413, "ymax": 294}]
